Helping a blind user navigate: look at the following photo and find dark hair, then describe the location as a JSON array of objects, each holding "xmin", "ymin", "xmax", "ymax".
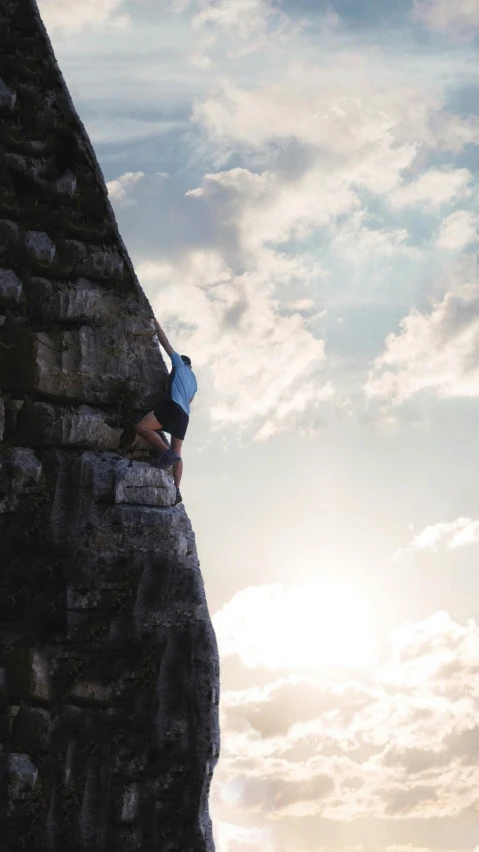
[{"xmin": 181, "ymin": 355, "xmax": 192, "ymax": 367}]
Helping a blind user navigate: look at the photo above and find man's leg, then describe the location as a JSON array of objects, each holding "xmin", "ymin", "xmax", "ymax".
[
  {"xmin": 171, "ymin": 437, "xmax": 183, "ymax": 488},
  {"xmin": 135, "ymin": 411, "xmax": 170, "ymax": 451}
]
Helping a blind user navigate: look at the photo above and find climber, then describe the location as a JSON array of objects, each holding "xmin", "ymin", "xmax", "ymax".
[{"xmin": 135, "ymin": 318, "xmax": 197, "ymax": 506}]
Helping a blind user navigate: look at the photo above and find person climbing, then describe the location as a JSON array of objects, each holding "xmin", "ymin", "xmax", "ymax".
[{"xmin": 135, "ymin": 318, "xmax": 197, "ymax": 506}]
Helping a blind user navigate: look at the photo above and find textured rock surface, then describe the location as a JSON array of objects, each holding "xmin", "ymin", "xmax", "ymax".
[{"xmin": 0, "ymin": 2, "xmax": 220, "ymax": 850}]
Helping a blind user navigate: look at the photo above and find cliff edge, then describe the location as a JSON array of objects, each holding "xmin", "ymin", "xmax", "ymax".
[{"xmin": 0, "ymin": 1, "xmax": 220, "ymax": 849}]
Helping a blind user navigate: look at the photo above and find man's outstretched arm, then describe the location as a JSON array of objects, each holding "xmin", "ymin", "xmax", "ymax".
[{"xmin": 154, "ymin": 319, "xmax": 174, "ymax": 358}]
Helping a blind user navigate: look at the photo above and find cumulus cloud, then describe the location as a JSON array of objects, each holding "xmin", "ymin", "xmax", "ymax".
[
  {"xmin": 187, "ymin": 164, "xmax": 362, "ymax": 254},
  {"xmin": 188, "ymin": 67, "xmax": 479, "ymax": 365},
  {"xmin": 128, "ymin": 54, "xmax": 479, "ymax": 437},
  {"xmin": 211, "ymin": 609, "xmax": 479, "ymax": 841},
  {"xmin": 192, "ymin": 0, "xmax": 274, "ymax": 39},
  {"xmin": 192, "ymin": 69, "xmax": 479, "ymax": 164},
  {"xmin": 106, "ymin": 171, "xmax": 146, "ymax": 207},
  {"xmin": 37, "ymin": 0, "xmax": 128, "ymax": 33},
  {"xmin": 366, "ymin": 258, "xmax": 479, "ymax": 403},
  {"xmin": 95, "ymin": 18, "xmax": 479, "ymax": 444},
  {"xmin": 331, "ymin": 211, "xmax": 414, "ymax": 260},
  {"xmin": 389, "ymin": 168, "xmax": 472, "ymax": 208},
  {"xmin": 413, "ymin": 0, "xmax": 479, "ymax": 40},
  {"xmin": 95, "ymin": 42, "xmax": 479, "ymax": 445},
  {"xmin": 436, "ymin": 210, "xmax": 479, "ymax": 250},
  {"xmin": 185, "ymin": 0, "xmax": 297, "ymax": 67},
  {"xmin": 396, "ymin": 517, "xmax": 479, "ymax": 557},
  {"xmin": 214, "ymin": 821, "xmax": 275, "ymax": 852},
  {"xmin": 139, "ymin": 249, "xmax": 333, "ymax": 438}
]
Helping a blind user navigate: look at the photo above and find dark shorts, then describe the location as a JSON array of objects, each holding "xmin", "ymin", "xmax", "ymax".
[{"xmin": 154, "ymin": 399, "xmax": 189, "ymax": 441}]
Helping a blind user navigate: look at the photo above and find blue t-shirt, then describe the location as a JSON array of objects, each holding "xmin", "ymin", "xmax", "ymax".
[{"xmin": 169, "ymin": 352, "xmax": 197, "ymax": 415}]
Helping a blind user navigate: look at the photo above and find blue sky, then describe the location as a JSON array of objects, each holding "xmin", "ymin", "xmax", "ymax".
[{"xmin": 39, "ymin": 0, "xmax": 479, "ymax": 850}]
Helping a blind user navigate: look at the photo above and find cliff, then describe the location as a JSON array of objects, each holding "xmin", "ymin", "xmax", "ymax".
[{"xmin": 0, "ymin": 1, "xmax": 220, "ymax": 850}]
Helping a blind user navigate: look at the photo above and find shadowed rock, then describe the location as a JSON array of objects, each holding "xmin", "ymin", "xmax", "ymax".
[{"xmin": 0, "ymin": 2, "xmax": 220, "ymax": 850}]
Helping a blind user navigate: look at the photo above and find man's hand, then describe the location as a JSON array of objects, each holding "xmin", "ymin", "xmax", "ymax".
[{"xmin": 154, "ymin": 318, "xmax": 174, "ymax": 357}]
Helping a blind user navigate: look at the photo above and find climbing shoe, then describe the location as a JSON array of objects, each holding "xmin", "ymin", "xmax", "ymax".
[
  {"xmin": 159, "ymin": 449, "xmax": 181, "ymax": 469},
  {"xmin": 174, "ymin": 488, "xmax": 183, "ymax": 505}
]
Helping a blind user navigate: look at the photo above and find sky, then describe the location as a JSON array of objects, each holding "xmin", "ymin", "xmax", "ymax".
[{"xmin": 37, "ymin": 1, "xmax": 479, "ymax": 850}]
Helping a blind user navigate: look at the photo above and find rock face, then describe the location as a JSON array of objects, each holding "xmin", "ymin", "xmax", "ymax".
[{"xmin": 0, "ymin": 2, "xmax": 220, "ymax": 850}]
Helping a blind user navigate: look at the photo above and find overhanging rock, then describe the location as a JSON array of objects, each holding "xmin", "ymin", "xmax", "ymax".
[{"xmin": 0, "ymin": 2, "xmax": 220, "ymax": 850}]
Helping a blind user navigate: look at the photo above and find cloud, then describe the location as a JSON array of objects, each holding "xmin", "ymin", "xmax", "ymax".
[
  {"xmin": 186, "ymin": 164, "xmax": 362, "ymax": 255},
  {"xmin": 183, "ymin": 0, "xmax": 297, "ymax": 69},
  {"xmin": 436, "ymin": 210, "xmax": 479, "ymax": 250},
  {"xmin": 37, "ymin": 0, "xmax": 128, "ymax": 33},
  {"xmin": 192, "ymin": 66, "xmax": 479, "ymax": 165},
  {"xmin": 211, "ymin": 609, "xmax": 479, "ymax": 841},
  {"xmin": 139, "ymin": 249, "xmax": 334, "ymax": 438},
  {"xmin": 84, "ymin": 18, "xmax": 479, "ymax": 442},
  {"xmin": 192, "ymin": 76, "xmax": 418, "ymax": 172},
  {"xmin": 330, "ymin": 211, "xmax": 414, "ymax": 260},
  {"xmin": 214, "ymin": 821, "xmax": 275, "ymax": 852},
  {"xmin": 131, "ymin": 52, "xmax": 479, "ymax": 437},
  {"xmin": 396, "ymin": 517, "xmax": 479, "ymax": 557},
  {"xmin": 188, "ymin": 66, "xmax": 479, "ymax": 311},
  {"xmin": 106, "ymin": 171, "xmax": 146, "ymax": 207},
  {"xmin": 389, "ymin": 168, "xmax": 472, "ymax": 209},
  {"xmin": 366, "ymin": 258, "xmax": 479, "ymax": 403},
  {"xmin": 413, "ymin": 0, "xmax": 479, "ymax": 40},
  {"xmin": 192, "ymin": 0, "xmax": 274, "ymax": 39}
]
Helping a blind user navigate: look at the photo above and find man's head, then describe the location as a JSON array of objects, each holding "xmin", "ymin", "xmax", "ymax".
[{"xmin": 181, "ymin": 355, "xmax": 192, "ymax": 367}]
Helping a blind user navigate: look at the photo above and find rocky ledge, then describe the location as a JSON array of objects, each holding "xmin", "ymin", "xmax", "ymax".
[{"xmin": 0, "ymin": 1, "xmax": 220, "ymax": 850}]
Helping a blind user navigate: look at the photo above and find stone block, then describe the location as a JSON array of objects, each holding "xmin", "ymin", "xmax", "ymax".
[
  {"xmin": 0, "ymin": 496, "xmax": 21, "ymax": 514},
  {"xmin": 8, "ymin": 753, "xmax": 38, "ymax": 799},
  {"xmin": 1, "ymin": 705, "xmax": 19, "ymax": 740},
  {"xmin": 115, "ymin": 463, "xmax": 176, "ymax": 507},
  {"xmin": 8, "ymin": 448, "xmax": 43, "ymax": 494},
  {"xmin": 0, "ymin": 318, "xmax": 166, "ymax": 410},
  {"xmin": 69, "ymin": 680, "xmax": 112, "ymax": 705},
  {"xmin": 120, "ymin": 828, "xmax": 143, "ymax": 852},
  {"xmin": 31, "ymin": 326, "xmax": 161, "ymax": 408},
  {"xmin": 22, "ymin": 276, "xmax": 54, "ymax": 317},
  {"xmin": 28, "ymin": 278, "xmax": 106, "ymax": 324},
  {"xmin": 67, "ymin": 588, "xmax": 102, "ymax": 609},
  {"xmin": 0, "ymin": 446, "xmax": 43, "ymax": 511},
  {"xmin": 72, "ymin": 451, "xmax": 128, "ymax": 501},
  {"xmin": 18, "ymin": 400, "xmax": 122, "ymax": 450},
  {"xmin": 11, "ymin": 707, "xmax": 52, "ymax": 753},
  {"xmin": 85, "ymin": 247, "xmax": 125, "ymax": 280},
  {"xmin": 24, "ymin": 230, "xmax": 56, "ymax": 265},
  {"xmin": 8, "ymin": 648, "xmax": 52, "ymax": 703},
  {"xmin": 0, "ymin": 268, "xmax": 22, "ymax": 307},
  {"xmin": 0, "ymin": 666, "xmax": 8, "ymax": 697},
  {"xmin": 61, "ymin": 240, "xmax": 125, "ymax": 280},
  {"xmin": 0, "ymin": 77, "xmax": 16, "ymax": 110},
  {"xmin": 4, "ymin": 151, "xmax": 30, "ymax": 172},
  {"xmin": 0, "ymin": 219, "xmax": 20, "ymax": 254},
  {"xmin": 0, "ymin": 452, "xmax": 10, "ymax": 496},
  {"xmin": 5, "ymin": 398, "xmax": 25, "ymax": 436},
  {"xmin": 54, "ymin": 169, "xmax": 77, "ymax": 196},
  {"xmin": 120, "ymin": 783, "xmax": 141, "ymax": 823},
  {"xmin": 34, "ymin": 169, "xmax": 77, "ymax": 198}
]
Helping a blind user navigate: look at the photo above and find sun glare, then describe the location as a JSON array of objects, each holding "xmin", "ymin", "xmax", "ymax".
[{"xmin": 213, "ymin": 578, "xmax": 376, "ymax": 670}]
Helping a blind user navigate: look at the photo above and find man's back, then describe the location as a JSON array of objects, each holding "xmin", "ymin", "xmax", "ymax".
[{"xmin": 168, "ymin": 352, "xmax": 197, "ymax": 415}]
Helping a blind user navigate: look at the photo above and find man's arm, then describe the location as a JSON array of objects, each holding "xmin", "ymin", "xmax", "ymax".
[{"xmin": 154, "ymin": 319, "xmax": 174, "ymax": 358}]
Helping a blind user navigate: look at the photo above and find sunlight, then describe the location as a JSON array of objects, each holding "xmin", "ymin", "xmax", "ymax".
[{"xmin": 213, "ymin": 578, "xmax": 376, "ymax": 670}]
